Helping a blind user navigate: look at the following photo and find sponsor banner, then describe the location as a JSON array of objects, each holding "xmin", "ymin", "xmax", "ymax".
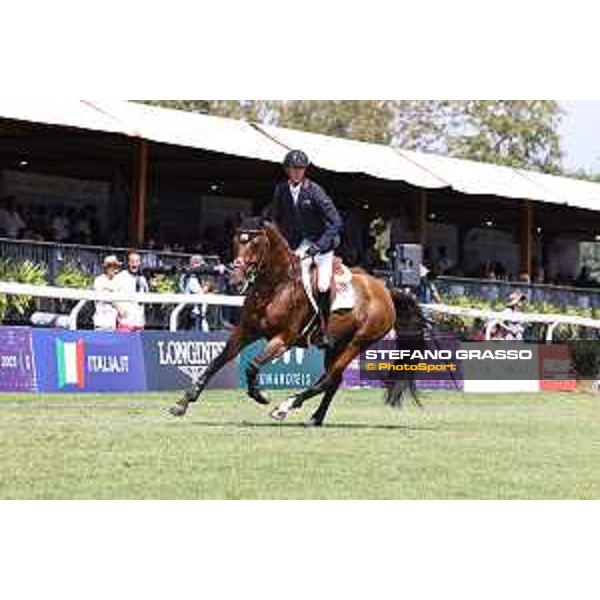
[
  {"xmin": 141, "ymin": 331, "xmax": 237, "ymax": 391},
  {"xmin": 32, "ymin": 329, "xmax": 146, "ymax": 392},
  {"xmin": 239, "ymin": 341, "xmax": 323, "ymax": 389},
  {"xmin": 0, "ymin": 327, "xmax": 36, "ymax": 392}
]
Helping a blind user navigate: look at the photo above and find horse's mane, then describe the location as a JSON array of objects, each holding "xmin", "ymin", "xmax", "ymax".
[
  {"xmin": 239, "ymin": 217, "xmax": 295, "ymax": 278},
  {"xmin": 239, "ymin": 217, "xmax": 292, "ymax": 255}
]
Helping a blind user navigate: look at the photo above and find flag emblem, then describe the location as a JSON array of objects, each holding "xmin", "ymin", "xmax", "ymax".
[{"xmin": 56, "ymin": 339, "xmax": 85, "ymax": 388}]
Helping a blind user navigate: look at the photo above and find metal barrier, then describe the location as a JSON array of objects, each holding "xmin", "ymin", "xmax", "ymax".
[
  {"xmin": 373, "ymin": 267, "xmax": 600, "ymax": 310},
  {"xmin": 0, "ymin": 237, "xmax": 220, "ymax": 282}
]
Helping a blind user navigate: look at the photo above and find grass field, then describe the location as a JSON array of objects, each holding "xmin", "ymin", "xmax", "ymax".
[{"xmin": 0, "ymin": 389, "xmax": 598, "ymax": 499}]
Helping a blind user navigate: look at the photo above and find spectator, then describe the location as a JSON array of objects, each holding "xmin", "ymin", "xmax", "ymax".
[
  {"xmin": 0, "ymin": 196, "xmax": 26, "ymax": 238},
  {"xmin": 87, "ymin": 206, "xmax": 101, "ymax": 243},
  {"xmin": 518, "ymin": 272, "xmax": 531, "ymax": 284},
  {"xmin": 93, "ymin": 255, "xmax": 122, "ymax": 330},
  {"xmin": 435, "ymin": 246, "xmax": 452, "ymax": 275},
  {"xmin": 51, "ymin": 206, "xmax": 70, "ymax": 242},
  {"xmin": 576, "ymin": 266, "xmax": 595, "ymax": 288},
  {"xmin": 416, "ymin": 265, "xmax": 441, "ymax": 305},
  {"xmin": 72, "ymin": 207, "xmax": 92, "ymax": 244},
  {"xmin": 494, "ymin": 291, "xmax": 526, "ymax": 341},
  {"xmin": 113, "ymin": 251, "xmax": 149, "ymax": 331},
  {"xmin": 180, "ymin": 255, "xmax": 212, "ymax": 331},
  {"xmin": 144, "ymin": 238, "xmax": 161, "ymax": 269},
  {"xmin": 493, "ymin": 261, "xmax": 507, "ymax": 280},
  {"xmin": 364, "ymin": 235, "xmax": 383, "ymax": 270}
]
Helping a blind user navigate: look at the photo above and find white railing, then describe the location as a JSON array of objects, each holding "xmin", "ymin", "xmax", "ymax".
[
  {"xmin": 2, "ymin": 281, "xmax": 600, "ymax": 340},
  {"xmin": 0, "ymin": 281, "xmax": 244, "ymax": 332},
  {"xmin": 425, "ymin": 303, "xmax": 600, "ymax": 341}
]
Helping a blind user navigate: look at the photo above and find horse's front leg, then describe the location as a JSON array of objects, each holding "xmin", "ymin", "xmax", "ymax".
[
  {"xmin": 169, "ymin": 327, "xmax": 252, "ymax": 417},
  {"xmin": 246, "ymin": 336, "xmax": 289, "ymax": 406},
  {"xmin": 270, "ymin": 375, "xmax": 328, "ymax": 420}
]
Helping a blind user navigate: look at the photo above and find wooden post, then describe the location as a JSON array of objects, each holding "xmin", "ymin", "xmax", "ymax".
[
  {"xmin": 416, "ymin": 189, "xmax": 427, "ymax": 246},
  {"xmin": 130, "ymin": 139, "xmax": 149, "ymax": 246},
  {"xmin": 520, "ymin": 200, "xmax": 533, "ymax": 277}
]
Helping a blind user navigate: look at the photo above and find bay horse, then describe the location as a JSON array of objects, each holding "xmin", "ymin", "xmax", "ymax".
[{"xmin": 169, "ymin": 217, "xmax": 424, "ymax": 426}]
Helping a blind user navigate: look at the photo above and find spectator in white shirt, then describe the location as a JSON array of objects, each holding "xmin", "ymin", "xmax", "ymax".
[
  {"xmin": 0, "ymin": 196, "xmax": 26, "ymax": 239},
  {"xmin": 180, "ymin": 255, "xmax": 212, "ymax": 331},
  {"xmin": 93, "ymin": 255, "xmax": 122, "ymax": 330},
  {"xmin": 113, "ymin": 251, "xmax": 149, "ymax": 331}
]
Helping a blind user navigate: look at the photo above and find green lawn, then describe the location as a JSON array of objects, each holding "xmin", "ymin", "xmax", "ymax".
[{"xmin": 0, "ymin": 389, "xmax": 598, "ymax": 499}]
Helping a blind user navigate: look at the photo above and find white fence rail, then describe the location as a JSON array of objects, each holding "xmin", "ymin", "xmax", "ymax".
[
  {"xmin": 426, "ymin": 303, "xmax": 600, "ymax": 341},
  {"xmin": 2, "ymin": 281, "xmax": 600, "ymax": 339},
  {"xmin": 0, "ymin": 281, "xmax": 244, "ymax": 332}
]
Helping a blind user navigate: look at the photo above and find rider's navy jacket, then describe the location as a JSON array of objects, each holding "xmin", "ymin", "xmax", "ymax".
[{"xmin": 264, "ymin": 178, "xmax": 343, "ymax": 253}]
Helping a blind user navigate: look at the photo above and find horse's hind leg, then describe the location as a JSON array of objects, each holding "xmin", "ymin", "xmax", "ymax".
[
  {"xmin": 272, "ymin": 341, "xmax": 360, "ymax": 424},
  {"xmin": 269, "ymin": 346, "xmax": 333, "ymax": 420},
  {"xmin": 306, "ymin": 376, "xmax": 342, "ymax": 427}
]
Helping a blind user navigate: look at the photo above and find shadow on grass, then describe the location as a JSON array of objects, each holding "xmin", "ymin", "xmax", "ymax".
[{"xmin": 178, "ymin": 420, "xmax": 440, "ymax": 432}]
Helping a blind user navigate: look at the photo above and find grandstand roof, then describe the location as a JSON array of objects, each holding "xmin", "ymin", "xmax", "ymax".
[{"xmin": 1, "ymin": 99, "xmax": 599, "ymax": 212}]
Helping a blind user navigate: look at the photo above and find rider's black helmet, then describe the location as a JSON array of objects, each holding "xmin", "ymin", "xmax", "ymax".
[{"xmin": 283, "ymin": 149, "xmax": 310, "ymax": 168}]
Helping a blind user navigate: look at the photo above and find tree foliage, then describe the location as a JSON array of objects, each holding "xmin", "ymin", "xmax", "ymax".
[
  {"xmin": 447, "ymin": 101, "xmax": 564, "ymax": 173},
  {"xmin": 141, "ymin": 100, "xmax": 564, "ymax": 173}
]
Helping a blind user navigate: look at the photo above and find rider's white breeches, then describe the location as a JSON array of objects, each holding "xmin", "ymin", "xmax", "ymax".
[{"xmin": 295, "ymin": 239, "xmax": 334, "ymax": 293}]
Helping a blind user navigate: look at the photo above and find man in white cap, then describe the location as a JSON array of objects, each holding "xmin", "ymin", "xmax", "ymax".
[
  {"xmin": 93, "ymin": 255, "xmax": 122, "ymax": 330},
  {"xmin": 113, "ymin": 251, "xmax": 149, "ymax": 331},
  {"xmin": 496, "ymin": 291, "xmax": 526, "ymax": 340}
]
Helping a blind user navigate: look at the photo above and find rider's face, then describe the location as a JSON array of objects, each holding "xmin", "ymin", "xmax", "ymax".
[{"xmin": 286, "ymin": 166, "xmax": 307, "ymax": 185}]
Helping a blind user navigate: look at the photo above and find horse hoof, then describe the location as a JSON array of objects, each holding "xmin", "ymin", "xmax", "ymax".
[
  {"xmin": 270, "ymin": 408, "xmax": 288, "ymax": 422},
  {"xmin": 169, "ymin": 403, "xmax": 188, "ymax": 417},
  {"xmin": 304, "ymin": 418, "xmax": 323, "ymax": 428},
  {"xmin": 248, "ymin": 392, "xmax": 271, "ymax": 406}
]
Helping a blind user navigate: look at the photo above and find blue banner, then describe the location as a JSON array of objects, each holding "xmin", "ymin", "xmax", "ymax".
[
  {"xmin": 32, "ymin": 329, "xmax": 146, "ymax": 393},
  {"xmin": 141, "ymin": 331, "xmax": 238, "ymax": 391},
  {"xmin": 239, "ymin": 341, "xmax": 324, "ymax": 389},
  {"xmin": 0, "ymin": 327, "xmax": 36, "ymax": 392}
]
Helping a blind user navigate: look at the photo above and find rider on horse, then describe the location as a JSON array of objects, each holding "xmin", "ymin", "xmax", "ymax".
[{"xmin": 264, "ymin": 149, "xmax": 343, "ymax": 348}]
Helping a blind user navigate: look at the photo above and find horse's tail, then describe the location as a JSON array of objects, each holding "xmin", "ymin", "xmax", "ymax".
[{"xmin": 385, "ymin": 288, "xmax": 427, "ymax": 409}]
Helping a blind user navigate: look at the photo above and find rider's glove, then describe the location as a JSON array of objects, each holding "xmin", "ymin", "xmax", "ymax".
[{"xmin": 305, "ymin": 244, "xmax": 320, "ymax": 258}]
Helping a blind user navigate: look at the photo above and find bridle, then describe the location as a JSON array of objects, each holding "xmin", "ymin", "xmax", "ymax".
[{"xmin": 232, "ymin": 228, "xmax": 271, "ymax": 293}]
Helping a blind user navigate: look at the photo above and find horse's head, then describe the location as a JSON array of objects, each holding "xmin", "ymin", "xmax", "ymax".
[{"xmin": 230, "ymin": 217, "xmax": 272, "ymax": 293}]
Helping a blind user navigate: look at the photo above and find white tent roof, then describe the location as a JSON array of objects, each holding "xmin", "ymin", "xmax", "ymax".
[
  {"xmin": 92, "ymin": 100, "xmax": 285, "ymax": 163},
  {"xmin": 397, "ymin": 149, "xmax": 553, "ymax": 203},
  {"xmin": 253, "ymin": 122, "xmax": 447, "ymax": 189},
  {"xmin": 515, "ymin": 168, "xmax": 600, "ymax": 211},
  {"xmin": 0, "ymin": 99, "xmax": 131, "ymax": 136},
  {"xmin": 2, "ymin": 99, "xmax": 600, "ymax": 213}
]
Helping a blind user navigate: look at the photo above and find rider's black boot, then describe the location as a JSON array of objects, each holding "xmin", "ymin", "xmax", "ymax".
[{"xmin": 315, "ymin": 291, "xmax": 333, "ymax": 349}]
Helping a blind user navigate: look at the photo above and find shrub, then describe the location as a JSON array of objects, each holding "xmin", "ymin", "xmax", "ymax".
[
  {"xmin": 55, "ymin": 262, "xmax": 94, "ymax": 289},
  {"xmin": 0, "ymin": 259, "xmax": 48, "ymax": 322}
]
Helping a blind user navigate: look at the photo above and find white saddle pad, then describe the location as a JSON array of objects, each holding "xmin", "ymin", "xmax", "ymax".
[{"xmin": 300, "ymin": 262, "xmax": 356, "ymax": 313}]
